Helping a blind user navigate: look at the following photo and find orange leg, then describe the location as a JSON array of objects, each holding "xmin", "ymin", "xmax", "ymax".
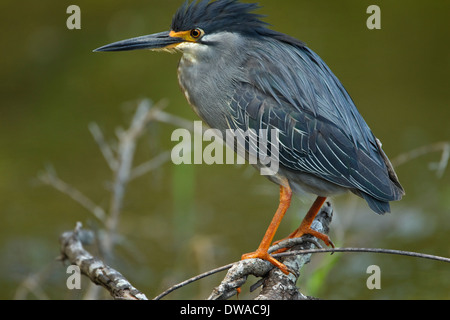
[
  {"xmin": 275, "ymin": 196, "xmax": 334, "ymax": 249},
  {"xmin": 241, "ymin": 184, "xmax": 292, "ymax": 275}
]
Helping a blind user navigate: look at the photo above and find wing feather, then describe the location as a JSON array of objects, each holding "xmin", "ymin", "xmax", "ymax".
[{"xmin": 224, "ymin": 36, "xmax": 404, "ymax": 208}]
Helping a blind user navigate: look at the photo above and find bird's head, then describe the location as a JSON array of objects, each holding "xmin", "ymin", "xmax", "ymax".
[{"xmin": 94, "ymin": 0, "xmax": 268, "ymax": 54}]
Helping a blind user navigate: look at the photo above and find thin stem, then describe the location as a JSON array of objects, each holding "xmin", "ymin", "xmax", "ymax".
[{"xmin": 154, "ymin": 246, "xmax": 450, "ymax": 300}]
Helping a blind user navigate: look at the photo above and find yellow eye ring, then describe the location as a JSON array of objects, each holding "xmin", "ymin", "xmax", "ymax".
[{"xmin": 190, "ymin": 28, "xmax": 204, "ymax": 39}]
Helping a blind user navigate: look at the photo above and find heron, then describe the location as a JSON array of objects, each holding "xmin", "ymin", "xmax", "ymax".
[{"xmin": 94, "ymin": 0, "xmax": 404, "ymax": 275}]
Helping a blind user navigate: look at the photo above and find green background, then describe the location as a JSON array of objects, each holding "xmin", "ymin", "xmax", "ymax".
[{"xmin": 0, "ymin": 0, "xmax": 449, "ymax": 299}]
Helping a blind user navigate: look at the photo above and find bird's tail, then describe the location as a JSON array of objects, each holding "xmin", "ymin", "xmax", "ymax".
[{"xmin": 361, "ymin": 193, "xmax": 391, "ymax": 214}]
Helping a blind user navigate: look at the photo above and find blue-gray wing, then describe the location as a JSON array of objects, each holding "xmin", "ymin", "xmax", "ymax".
[{"xmin": 225, "ymin": 37, "xmax": 404, "ymax": 213}]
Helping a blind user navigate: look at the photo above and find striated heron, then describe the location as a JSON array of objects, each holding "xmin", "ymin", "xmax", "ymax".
[{"xmin": 95, "ymin": 0, "xmax": 405, "ymax": 275}]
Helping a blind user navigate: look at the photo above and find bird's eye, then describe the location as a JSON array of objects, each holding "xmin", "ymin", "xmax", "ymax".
[{"xmin": 190, "ymin": 28, "xmax": 204, "ymax": 39}]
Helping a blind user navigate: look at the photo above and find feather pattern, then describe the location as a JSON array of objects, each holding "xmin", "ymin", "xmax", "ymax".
[
  {"xmin": 172, "ymin": 0, "xmax": 404, "ymax": 214},
  {"xmin": 224, "ymin": 33, "xmax": 404, "ymax": 213}
]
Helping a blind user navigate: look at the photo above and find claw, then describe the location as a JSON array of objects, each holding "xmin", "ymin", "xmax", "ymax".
[
  {"xmin": 294, "ymin": 227, "xmax": 335, "ymax": 248},
  {"xmin": 241, "ymin": 250, "xmax": 290, "ymax": 275}
]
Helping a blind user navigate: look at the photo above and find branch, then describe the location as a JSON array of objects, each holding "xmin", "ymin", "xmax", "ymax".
[
  {"xmin": 274, "ymin": 247, "xmax": 450, "ymax": 263},
  {"xmin": 130, "ymin": 151, "xmax": 171, "ymax": 181},
  {"xmin": 208, "ymin": 201, "xmax": 333, "ymax": 300},
  {"xmin": 58, "ymin": 215, "xmax": 449, "ymax": 300},
  {"xmin": 47, "ymin": 99, "xmax": 449, "ymax": 300},
  {"xmin": 89, "ymin": 122, "xmax": 119, "ymax": 171},
  {"xmin": 38, "ymin": 165, "xmax": 106, "ymax": 222},
  {"xmin": 40, "ymin": 99, "xmax": 184, "ymax": 299},
  {"xmin": 59, "ymin": 222, "xmax": 148, "ymax": 300},
  {"xmin": 154, "ymin": 202, "xmax": 450, "ymax": 300},
  {"xmin": 105, "ymin": 101, "xmax": 153, "ymax": 234},
  {"xmin": 392, "ymin": 141, "xmax": 450, "ymax": 178},
  {"xmin": 150, "ymin": 109, "xmax": 195, "ymax": 131},
  {"xmin": 155, "ymin": 244, "xmax": 450, "ymax": 300},
  {"xmin": 103, "ymin": 99, "xmax": 169, "ymax": 253}
]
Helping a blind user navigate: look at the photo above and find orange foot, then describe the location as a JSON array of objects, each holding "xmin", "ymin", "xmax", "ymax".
[
  {"xmin": 273, "ymin": 197, "xmax": 335, "ymax": 253},
  {"xmin": 271, "ymin": 227, "xmax": 334, "ymax": 255},
  {"xmin": 241, "ymin": 249, "xmax": 290, "ymax": 275},
  {"xmin": 240, "ymin": 184, "xmax": 293, "ymax": 275},
  {"xmin": 280, "ymin": 226, "xmax": 335, "ymax": 247},
  {"xmin": 291, "ymin": 227, "xmax": 334, "ymax": 247}
]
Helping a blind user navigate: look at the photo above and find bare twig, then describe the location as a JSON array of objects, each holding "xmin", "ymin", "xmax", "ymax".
[
  {"xmin": 14, "ymin": 263, "xmax": 55, "ymax": 300},
  {"xmin": 59, "ymin": 222, "xmax": 148, "ymax": 300},
  {"xmin": 151, "ymin": 109, "xmax": 195, "ymax": 131},
  {"xmin": 103, "ymin": 99, "xmax": 168, "ymax": 252},
  {"xmin": 273, "ymin": 247, "xmax": 450, "ymax": 263},
  {"xmin": 104, "ymin": 101, "xmax": 149, "ymax": 241},
  {"xmin": 130, "ymin": 151, "xmax": 171, "ymax": 181},
  {"xmin": 39, "ymin": 99, "xmax": 183, "ymax": 299},
  {"xmin": 38, "ymin": 165, "xmax": 106, "ymax": 222},
  {"xmin": 153, "ymin": 262, "xmax": 236, "ymax": 301},
  {"xmin": 155, "ymin": 245, "xmax": 450, "ymax": 300},
  {"xmin": 392, "ymin": 141, "xmax": 450, "ymax": 178},
  {"xmin": 89, "ymin": 122, "xmax": 119, "ymax": 171}
]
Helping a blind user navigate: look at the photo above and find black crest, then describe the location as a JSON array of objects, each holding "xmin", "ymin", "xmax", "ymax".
[{"xmin": 171, "ymin": 0, "xmax": 269, "ymax": 34}]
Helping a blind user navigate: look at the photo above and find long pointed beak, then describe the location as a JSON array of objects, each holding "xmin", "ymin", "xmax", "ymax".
[{"xmin": 93, "ymin": 31, "xmax": 183, "ymax": 52}]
